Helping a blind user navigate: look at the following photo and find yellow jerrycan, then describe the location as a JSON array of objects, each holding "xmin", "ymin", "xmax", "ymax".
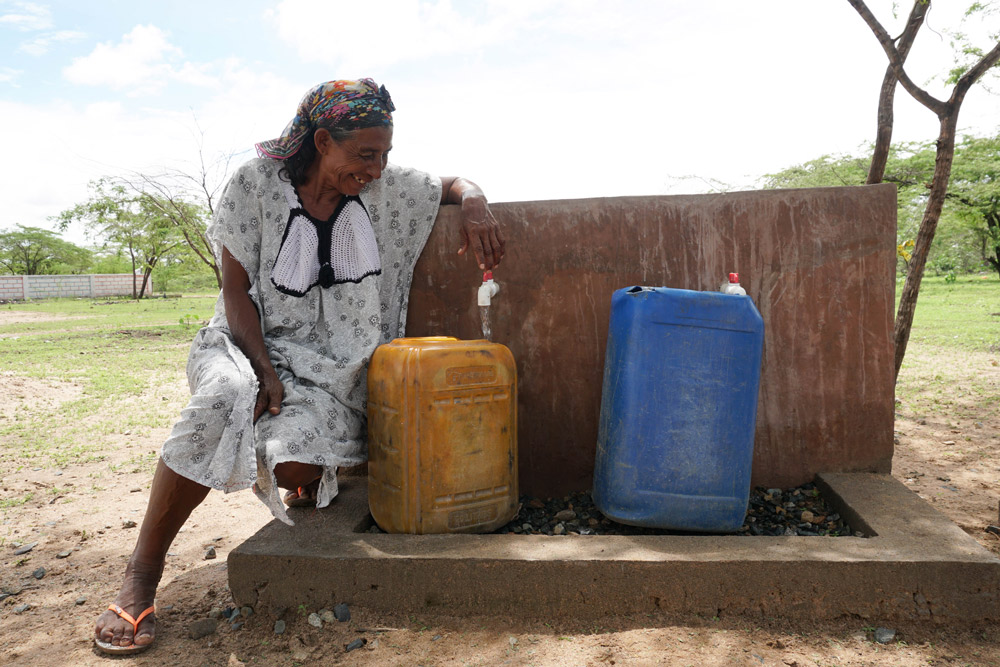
[{"xmin": 367, "ymin": 337, "xmax": 518, "ymax": 534}]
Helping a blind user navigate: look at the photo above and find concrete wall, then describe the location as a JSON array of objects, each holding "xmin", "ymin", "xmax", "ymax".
[
  {"xmin": 406, "ymin": 185, "xmax": 897, "ymax": 496},
  {"xmin": 0, "ymin": 273, "xmax": 150, "ymax": 300}
]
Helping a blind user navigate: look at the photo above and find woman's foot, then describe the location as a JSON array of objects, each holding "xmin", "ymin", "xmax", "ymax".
[
  {"xmin": 283, "ymin": 477, "xmax": 320, "ymax": 507},
  {"xmin": 94, "ymin": 558, "xmax": 161, "ymax": 652}
]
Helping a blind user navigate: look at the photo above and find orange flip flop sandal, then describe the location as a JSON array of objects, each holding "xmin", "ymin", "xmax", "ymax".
[{"xmin": 94, "ymin": 603, "xmax": 155, "ymax": 655}]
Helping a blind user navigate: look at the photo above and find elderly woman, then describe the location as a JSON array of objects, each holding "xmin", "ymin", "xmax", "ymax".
[{"xmin": 94, "ymin": 78, "xmax": 505, "ymax": 654}]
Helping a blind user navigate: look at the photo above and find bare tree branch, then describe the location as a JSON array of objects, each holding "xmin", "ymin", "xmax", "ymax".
[
  {"xmin": 867, "ymin": 0, "xmax": 929, "ymax": 183},
  {"xmin": 847, "ymin": 0, "xmax": 949, "ymax": 115}
]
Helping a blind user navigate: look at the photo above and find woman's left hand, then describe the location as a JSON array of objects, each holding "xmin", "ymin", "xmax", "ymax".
[
  {"xmin": 459, "ymin": 193, "xmax": 505, "ymax": 270},
  {"xmin": 442, "ymin": 177, "xmax": 506, "ymax": 271}
]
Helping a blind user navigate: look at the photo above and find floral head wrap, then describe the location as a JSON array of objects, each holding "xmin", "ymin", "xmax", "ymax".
[{"xmin": 256, "ymin": 78, "xmax": 395, "ymax": 160}]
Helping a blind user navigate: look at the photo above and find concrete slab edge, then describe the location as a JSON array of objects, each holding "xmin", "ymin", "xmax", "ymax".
[{"xmin": 229, "ymin": 473, "xmax": 1000, "ymax": 623}]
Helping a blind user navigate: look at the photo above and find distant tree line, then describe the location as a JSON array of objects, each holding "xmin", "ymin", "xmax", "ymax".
[
  {"xmin": 761, "ymin": 133, "xmax": 1000, "ymax": 279},
  {"xmin": 0, "ymin": 136, "xmax": 233, "ymax": 298}
]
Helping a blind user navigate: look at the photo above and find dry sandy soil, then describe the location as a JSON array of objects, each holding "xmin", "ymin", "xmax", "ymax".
[{"xmin": 1, "ymin": 311, "xmax": 998, "ymax": 667}]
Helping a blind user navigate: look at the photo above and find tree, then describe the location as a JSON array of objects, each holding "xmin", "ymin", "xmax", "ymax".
[
  {"xmin": 56, "ymin": 180, "xmax": 185, "ymax": 298},
  {"xmin": 762, "ymin": 136, "xmax": 999, "ymax": 276},
  {"xmin": 0, "ymin": 225, "xmax": 91, "ymax": 275},
  {"xmin": 113, "ymin": 125, "xmax": 237, "ymax": 289},
  {"xmin": 948, "ymin": 135, "xmax": 1000, "ymax": 277},
  {"xmin": 847, "ymin": 0, "xmax": 1000, "ymax": 379}
]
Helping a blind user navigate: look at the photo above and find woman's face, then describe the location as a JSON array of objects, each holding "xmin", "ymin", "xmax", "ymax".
[{"xmin": 314, "ymin": 125, "xmax": 393, "ymax": 196}]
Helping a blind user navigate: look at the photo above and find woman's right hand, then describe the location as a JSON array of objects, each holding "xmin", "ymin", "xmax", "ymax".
[{"xmin": 254, "ymin": 368, "xmax": 283, "ymax": 423}]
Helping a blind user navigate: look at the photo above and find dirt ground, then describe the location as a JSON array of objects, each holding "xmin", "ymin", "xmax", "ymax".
[{"xmin": 1, "ymin": 312, "xmax": 998, "ymax": 666}]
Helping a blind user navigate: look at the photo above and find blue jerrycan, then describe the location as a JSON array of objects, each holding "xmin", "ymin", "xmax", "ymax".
[{"xmin": 592, "ymin": 285, "xmax": 764, "ymax": 532}]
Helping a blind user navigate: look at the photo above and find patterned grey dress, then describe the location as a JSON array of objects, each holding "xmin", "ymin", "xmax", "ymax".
[{"xmin": 161, "ymin": 158, "xmax": 441, "ymax": 524}]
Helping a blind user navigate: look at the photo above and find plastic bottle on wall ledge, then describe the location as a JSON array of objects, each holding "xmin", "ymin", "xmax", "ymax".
[{"xmin": 720, "ymin": 272, "xmax": 747, "ymax": 295}]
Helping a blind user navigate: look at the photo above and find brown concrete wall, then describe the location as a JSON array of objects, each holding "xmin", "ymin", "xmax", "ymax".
[{"xmin": 405, "ymin": 185, "xmax": 897, "ymax": 496}]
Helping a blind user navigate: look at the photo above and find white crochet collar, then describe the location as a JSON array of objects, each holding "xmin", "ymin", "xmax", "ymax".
[{"xmin": 270, "ymin": 179, "xmax": 381, "ymax": 297}]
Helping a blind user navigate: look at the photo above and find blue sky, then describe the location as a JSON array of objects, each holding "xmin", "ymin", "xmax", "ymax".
[{"xmin": 2, "ymin": 1, "xmax": 999, "ymax": 243}]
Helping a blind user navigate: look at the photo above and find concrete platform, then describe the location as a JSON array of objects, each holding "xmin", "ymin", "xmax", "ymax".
[{"xmin": 228, "ymin": 473, "xmax": 1000, "ymax": 623}]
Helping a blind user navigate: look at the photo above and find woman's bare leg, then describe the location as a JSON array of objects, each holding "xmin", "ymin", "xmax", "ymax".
[{"xmin": 95, "ymin": 459, "xmax": 210, "ymax": 648}]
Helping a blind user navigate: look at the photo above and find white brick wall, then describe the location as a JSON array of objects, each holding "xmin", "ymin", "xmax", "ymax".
[{"xmin": 0, "ymin": 274, "xmax": 152, "ymax": 300}]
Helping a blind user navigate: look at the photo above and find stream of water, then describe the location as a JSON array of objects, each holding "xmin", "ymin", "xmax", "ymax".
[{"xmin": 479, "ymin": 305, "xmax": 492, "ymax": 341}]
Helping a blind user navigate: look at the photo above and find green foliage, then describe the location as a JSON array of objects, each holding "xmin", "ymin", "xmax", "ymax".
[
  {"xmin": 761, "ymin": 135, "xmax": 1000, "ymax": 276},
  {"xmin": 0, "ymin": 225, "xmax": 92, "ymax": 275},
  {"xmin": 54, "ymin": 180, "xmax": 187, "ymax": 297}
]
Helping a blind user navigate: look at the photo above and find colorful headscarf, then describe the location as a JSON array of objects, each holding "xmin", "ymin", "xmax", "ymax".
[{"xmin": 256, "ymin": 78, "xmax": 395, "ymax": 160}]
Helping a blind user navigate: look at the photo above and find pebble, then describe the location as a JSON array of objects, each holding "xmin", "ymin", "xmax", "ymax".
[
  {"xmin": 122, "ymin": 520, "xmax": 137, "ymax": 529},
  {"xmin": 273, "ymin": 620, "xmax": 286, "ymax": 635},
  {"xmin": 204, "ymin": 546, "xmax": 217, "ymax": 560},
  {"xmin": 228, "ymin": 654, "xmax": 246, "ymax": 667},
  {"xmin": 345, "ymin": 638, "xmax": 367, "ymax": 652},
  {"xmin": 334, "ymin": 602, "xmax": 351, "ymax": 622},
  {"xmin": 554, "ymin": 509, "xmax": 576, "ymax": 522},
  {"xmin": 209, "ymin": 608, "xmax": 223, "ymax": 620},
  {"xmin": 14, "ymin": 604, "xmax": 31, "ymax": 613},
  {"xmin": 230, "ymin": 622, "xmax": 243, "ymax": 631},
  {"xmin": 320, "ymin": 609, "xmax": 336, "ymax": 623},
  {"xmin": 240, "ymin": 606, "xmax": 253, "ymax": 618},
  {"xmin": 13, "ymin": 542, "xmax": 37, "ymax": 556},
  {"xmin": 499, "ymin": 484, "xmax": 856, "ymax": 537},
  {"xmin": 874, "ymin": 627, "xmax": 896, "ymax": 644},
  {"xmin": 308, "ymin": 612, "xmax": 323, "ymax": 628},
  {"xmin": 32, "ymin": 567, "xmax": 45, "ymax": 580},
  {"xmin": 188, "ymin": 618, "xmax": 218, "ymax": 640},
  {"xmin": 75, "ymin": 596, "xmax": 87, "ymax": 605}
]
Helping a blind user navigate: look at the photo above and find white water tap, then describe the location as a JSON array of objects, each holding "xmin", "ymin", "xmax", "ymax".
[{"xmin": 478, "ymin": 271, "xmax": 500, "ymax": 306}]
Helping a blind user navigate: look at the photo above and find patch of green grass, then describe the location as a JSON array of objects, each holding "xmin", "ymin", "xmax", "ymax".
[
  {"xmin": 0, "ymin": 295, "xmax": 216, "ymax": 334},
  {"xmin": 894, "ymin": 274, "xmax": 999, "ymax": 415},
  {"xmin": 897, "ymin": 274, "xmax": 1000, "ymax": 351},
  {"xmin": 0, "ymin": 296, "xmax": 214, "ymax": 470},
  {"xmin": 111, "ymin": 451, "xmax": 160, "ymax": 475},
  {"xmin": 0, "ymin": 492, "xmax": 34, "ymax": 509}
]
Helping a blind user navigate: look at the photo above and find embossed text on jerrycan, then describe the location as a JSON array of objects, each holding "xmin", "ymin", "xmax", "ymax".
[{"xmin": 367, "ymin": 337, "xmax": 518, "ymax": 534}]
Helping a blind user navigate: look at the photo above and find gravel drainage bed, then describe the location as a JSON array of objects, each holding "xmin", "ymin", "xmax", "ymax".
[
  {"xmin": 497, "ymin": 482, "xmax": 859, "ymax": 537},
  {"xmin": 362, "ymin": 482, "xmax": 861, "ymax": 537}
]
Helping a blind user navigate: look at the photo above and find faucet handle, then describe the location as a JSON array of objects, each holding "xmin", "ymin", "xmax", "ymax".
[{"xmin": 483, "ymin": 271, "xmax": 493, "ymax": 282}]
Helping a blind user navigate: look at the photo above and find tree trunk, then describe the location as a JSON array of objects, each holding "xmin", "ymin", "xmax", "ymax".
[
  {"xmin": 128, "ymin": 246, "xmax": 138, "ymax": 300},
  {"xmin": 893, "ymin": 113, "xmax": 959, "ymax": 377},
  {"xmin": 866, "ymin": 1, "xmax": 927, "ymax": 184},
  {"xmin": 985, "ymin": 210, "xmax": 1000, "ymax": 278},
  {"xmin": 138, "ymin": 267, "xmax": 153, "ymax": 299},
  {"xmin": 850, "ymin": 0, "xmax": 1000, "ymax": 379}
]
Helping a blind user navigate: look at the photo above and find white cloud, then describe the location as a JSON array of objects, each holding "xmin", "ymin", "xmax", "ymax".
[
  {"xmin": 0, "ymin": 1, "xmax": 51, "ymax": 31},
  {"xmin": 0, "ymin": 66, "xmax": 21, "ymax": 84},
  {"xmin": 0, "ymin": 64, "xmax": 306, "ymax": 241},
  {"xmin": 268, "ymin": 0, "xmax": 555, "ymax": 70},
  {"xmin": 18, "ymin": 29, "xmax": 85, "ymax": 55},
  {"xmin": 63, "ymin": 24, "xmax": 217, "ymax": 96}
]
